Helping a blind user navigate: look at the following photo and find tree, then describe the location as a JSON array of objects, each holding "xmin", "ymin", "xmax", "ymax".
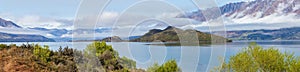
[
  {"xmin": 213, "ymin": 42, "xmax": 300, "ymax": 72},
  {"xmin": 33, "ymin": 44, "xmax": 51, "ymax": 62},
  {"xmin": 85, "ymin": 41, "xmax": 116, "ymax": 56},
  {"xmin": 83, "ymin": 41, "xmax": 127, "ymax": 71}
]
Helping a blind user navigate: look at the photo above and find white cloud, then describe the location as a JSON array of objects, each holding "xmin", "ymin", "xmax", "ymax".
[
  {"xmin": 0, "ymin": 13, "xmax": 74, "ymax": 30},
  {"xmin": 0, "ymin": 27, "xmax": 46, "ymax": 35},
  {"xmin": 16, "ymin": 15, "xmax": 73, "ymax": 29},
  {"xmin": 61, "ymin": 31, "xmax": 111, "ymax": 38}
]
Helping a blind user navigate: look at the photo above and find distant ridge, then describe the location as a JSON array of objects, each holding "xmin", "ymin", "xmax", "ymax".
[
  {"xmin": 0, "ymin": 18, "xmax": 22, "ymax": 28},
  {"xmin": 224, "ymin": 27, "xmax": 300, "ymax": 40},
  {"xmin": 0, "ymin": 32, "xmax": 55, "ymax": 42},
  {"xmin": 101, "ymin": 36, "xmax": 123, "ymax": 42}
]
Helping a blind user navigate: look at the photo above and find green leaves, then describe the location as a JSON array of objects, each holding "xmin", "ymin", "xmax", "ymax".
[
  {"xmin": 120, "ymin": 56, "xmax": 136, "ymax": 69},
  {"xmin": 0, "ymin": 44, "xmax": 7, "ymax": 50},
  {"xmin": 33, "ymin": 44, "xmax": 51, "ymax": 62},
  {"xmin": 147, "ymin": 62, "xmax": 160, "ymax": 72},
  {"xmin": 147, "ymin": 60, "xmax": 181, "ymax": 72},
  {"xmin": 84, "ymin": 41, "xmax": 138, "ymax": 71},
  {"xmin": 86, "ymin": 41, "xmax": 116, "ymax": 56},
  {"xmin": 215, "ymin": 42, "xmax": 300, "ymax": 72}
]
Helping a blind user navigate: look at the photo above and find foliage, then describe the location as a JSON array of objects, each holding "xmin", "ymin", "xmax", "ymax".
[
  {"xmin": 147, "ymin": 62, "xmax": 160, "ymax": 72},
  {"xmin": 9, "ymin": 44, "xmax": 17, "ymax": 47},
  {"xmin": 83, "ymin": 41, "xmax": 131, "ymax": 71},
  {"xmin": 213, "ymin": 42, "xmax": 300, "ymax": 72},
  {"xmin": 85, "ymin": 41, "xmax": 116, "ymax": 56},
  {"xmin": 0, "ymin": 41, "xmax": 181, "ymax": 72},
  {"xmin": 0, "ymin": 43, "xmax": 77, "ymax": 72},
  {"xmin": 33, "ymin": 44, "xmax": 51, "ymax": 62},
  {"xmin": 147, "ymin": 60, "xmax": 181, "ymax": 72},
  {"xmin": 120, "ymin": 56, "xmax": 137, "ymax": 69},
  {"xmin": 51, "ymin": 46, "xmax": 77, "ymax": 71},
  {"xmin": 0, "ymin": 44, "xmax": 7, "ymax": 50}
]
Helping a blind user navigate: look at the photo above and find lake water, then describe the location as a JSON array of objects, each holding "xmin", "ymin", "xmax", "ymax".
[{"xmin": 1, "ymin": 40, "xmax": 300, "ymax": 72}]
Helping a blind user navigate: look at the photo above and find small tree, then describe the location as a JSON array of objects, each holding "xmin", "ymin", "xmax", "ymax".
[
  {"xmin": 214, "ymin": 42, "xmax": 300, "ymax": 72},
  {"xmin": 33, "ymin": 44, "xmax": 51, "ymax": 62},
  {"xmin": 85, "ymin": 41, "xmax": 116, "ymax": 56}
]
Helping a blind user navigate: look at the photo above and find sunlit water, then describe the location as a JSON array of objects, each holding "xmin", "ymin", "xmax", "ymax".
[{"xmin": 1, "ymin": 40, "xmax": 300, "ymax": 71}]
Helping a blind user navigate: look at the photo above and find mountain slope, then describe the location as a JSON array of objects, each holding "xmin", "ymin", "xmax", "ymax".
[
  {"xmin": 0, "ymin": 18, "xmax": 56, "ymax": 42},
  {"xmin": 131, "ymin": 26, "xmax": 231, "ymax": 42},
  {"xmin": 0, "ymin": 18, "xmax": 22, "ymax": 28},
  {"xmin": 0, "ymin": 32, "xmax": 55, "ymax": 42},
  {"xmin": 224, "ymin": 27, "xmax": 300, "ymax": 40},
  {"xmin": 101, "ymin": 36, "xmax": 123, "ymax": 42}
]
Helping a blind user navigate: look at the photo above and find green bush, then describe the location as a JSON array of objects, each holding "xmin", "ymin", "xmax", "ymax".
[
  {"xmin": 120, "ymin": 56, "xmax": 136, "ymax": 69},
  {"xmin": 33, "ymin": 44, "xmax": 51, "ymax": 62},
  {"xmin": 9, "ymin": 44, "xmax": 16, "ymax": 47},
  {"xmin": 147, "ymin": 63, "xmax": 160, "ymax": 72},
  {"xmin": 214, "ymin": 42, "xmax": 300, "ymax": 72},
  {"xmin": 83, "ymin": 41, "xmax": 128, "ymax": 71},
  {"xmin": 0, "ymin": 44, "xmax": 7, "ymax": 50},
  {"xmin": 147, "ymin": 60, "xmax": 181, "ymax": 72},
  {"xmin": 85, "ymin": 41, "xmax": 116, "ymax": 56}
]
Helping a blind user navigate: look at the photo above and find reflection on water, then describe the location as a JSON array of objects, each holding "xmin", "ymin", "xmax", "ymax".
[{"xmin": 1, "ymin": 40, "xmax": 300, "ymax": 71}]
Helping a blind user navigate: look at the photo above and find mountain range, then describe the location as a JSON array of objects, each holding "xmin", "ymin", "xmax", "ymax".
[
  {"xmin": 0, "ymin": 32, "xmax": 55, "ymax": 42},
  {"xmin": 0, "ymin": 18, "xmax": 21, "ymax": 28},
  {"xmin": 0, "ymin": 18, "xmax": 55, "ymax": 42},
  {"xmin": 177, "ymin": 0, "xmax": 300, "ymax": 22},
  {"xmin": 221, "ymin": 27, "xmax": 300, "ymax": 40}
]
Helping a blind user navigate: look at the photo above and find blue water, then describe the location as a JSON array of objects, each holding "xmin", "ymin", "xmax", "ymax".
[{"xmin": 1, "ymin": 40, "xmax": 300, "ymax": 72}]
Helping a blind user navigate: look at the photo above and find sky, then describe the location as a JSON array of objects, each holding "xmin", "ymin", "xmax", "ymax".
[
  {"xmin": 0, "ymin": 0, "xmax": 248, "ymax": 17},
  {"xmin": 0, "ymin": 0, "xmax": 251, "ymax": 29}
]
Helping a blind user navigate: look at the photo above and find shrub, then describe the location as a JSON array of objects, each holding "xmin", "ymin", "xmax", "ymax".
[
  {"xmin": 213, "ymin": 42, "xmax": 300, "ymax": 72},
  {"xmin": 85, "ymin": 41, "xmax": 116, "ymax": 56},
  {"xmin": 147, "ymin": 63, "xmax": 160, "ymax": 72},
  {"xmin": 120, "ymin": 56, "xmax": 136, "ymax": 69},
  {"xmin": 33, "ymin": 44, "xmax": 51, "ymax": 62},
  {"xmin": 83, "ymin": 41, "xmax": 126, "ymax": 71},
  {"xmin": 147, "ymin": 60, "xmax": 181, "ymax": 72},
  {"xmin": 0, "ymin": 44, "xmax": 7, "ymax": 50}
]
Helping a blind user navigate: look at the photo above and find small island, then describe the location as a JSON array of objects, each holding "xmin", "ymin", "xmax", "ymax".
[{"xmin": 131, "ymin": 26, "xmax": 232, "ymax": 44}]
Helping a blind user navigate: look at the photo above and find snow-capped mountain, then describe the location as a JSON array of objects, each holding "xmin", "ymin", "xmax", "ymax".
[
  {"xmin": 178, "ymin": 0, "xmax": 300, "ymax": 22},
  {"xmin": 0, "ymin": 18, "xmax": 22, "ymax": 28},
  {"xmin": 225, "ymin": 0, "xmax": 300, "ymax": 18}
]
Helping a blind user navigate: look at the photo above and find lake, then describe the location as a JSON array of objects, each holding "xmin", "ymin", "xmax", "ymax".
[{"xmin": 1, "ymin": 40, "xmax": 300, "ymax": 72}]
